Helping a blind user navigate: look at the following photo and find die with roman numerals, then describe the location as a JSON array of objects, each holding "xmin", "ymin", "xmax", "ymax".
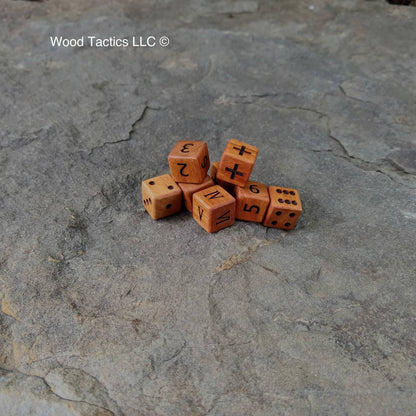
[
  {"xmin": 177, "ymin": 175, "xmax": 214, "ymax": 212},
  {"xmin": 216, "ymin": 138, "xmax": 258, "ymax": 187},
  {"xmin": 168, "ymin": 141, "xmax": 210, "ymax": 184},
  {"xmin": 235, "ymin": 181, "xmax": 270, "ymax": 223},
  {"xmin": 192, "ymin": 185, "xmax": 236, "ymax": 233},
  {"xmin": 263, "ymin": 186, "xmax": 302, "ymax": 230}
]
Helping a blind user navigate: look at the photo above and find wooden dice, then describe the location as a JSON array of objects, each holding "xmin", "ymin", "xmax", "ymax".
[
  {"xmin": 210, "ymin": 162, "xmax": 235, "ymax": 196},
  {"xmin": 142, "ymin": 174, "xmax": 182, "ymax": 219},
  {"xmin": 193, "ymin": 185, "xmax": 236, "ymax": 233},
  {"xmin": 263, "ymin": 186, "xmax": 302, "ymax": 230},
  {"xmin": 143, "ymin": 139, "xmax": 303, "ymax": 232},
  {"xmin": 168, "ymin": 141, "xmax": 210, "ymax": 184},
  {"xmin": 235, "ymin": 181, "xmax": 270, "ymax": 223},
  {"xmin": 217, "ymin": 138, "xmax": 258, "ymax": 187},
  {"xmin": 177, "ymin": 175, "xmax": 215, "ymax": 212}
]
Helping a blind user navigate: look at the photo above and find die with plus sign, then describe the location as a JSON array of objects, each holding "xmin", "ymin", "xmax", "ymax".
[
  {"xmin": 263, "ymin": 186, "xmax": 302, "ymax": 230},
  {"xmin": 209, "ymin": 161, "xmax": 235, "ymax": 196},
  {"xmin": 192, "ymin": 185, "xmax": 236, "ymax": 233},
  {"xmin": 216, "ymin": 139, "xmax": 258, "ymax": 187},
  {"xmin": 168, "ymin": 141, "xmax": 210, "ymax": 184},
  {"xmin": 141, "ymin": 174, "xmax": 182, "ymax": 219}
]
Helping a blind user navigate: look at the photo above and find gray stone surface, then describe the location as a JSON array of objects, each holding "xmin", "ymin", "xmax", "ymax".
[{"xmin": 1, "ymin": 0, "xmax": 416, "ymax": 415}]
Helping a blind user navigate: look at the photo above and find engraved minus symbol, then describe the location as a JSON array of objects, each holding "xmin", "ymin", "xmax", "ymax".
[{"xmin": 233, "ymin": 145, "xmax": 251, "ymax": 156}]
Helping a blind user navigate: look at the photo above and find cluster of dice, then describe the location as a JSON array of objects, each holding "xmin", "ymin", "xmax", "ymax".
[{"xmin": 141, "ymin": 139, "xmax": 302, "ymax": 233}]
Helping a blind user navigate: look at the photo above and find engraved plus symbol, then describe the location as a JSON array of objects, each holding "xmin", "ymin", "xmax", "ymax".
[
  {"xmin": 233, "ymin": 145, "xmax": 251, "ymax": 156},
  {"xmin": 225, "ymin": 164, "xmax": 244, "ymax": 180}
]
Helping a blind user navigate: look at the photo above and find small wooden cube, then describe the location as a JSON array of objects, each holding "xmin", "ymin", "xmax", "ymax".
[
  {"xmin": 193, "ymin": 185, "xmax": 236, "ymax": 233},
  {"xmin": 177, "ymin": 175, "xmax": 215, "ymax": 212},
  {"xmin": 235, "ymin": 181, "xmax": 270, "ymax": 223},
  {"xmin": 142, "ymin": 174, "xmax": 182, "ymax": 219},
  {"xmin": 263, "ymin": 186, "xmax": 302, "ymax": 230},
  {"xmin": 217, "ymin": 139, "xmax": 259, "ymax": 187},
  {"xmin": 210, "ymin": 162, "xmax": 235, "ymax": 196},
  {"xmin": 168, "ymin": 141, "xmax": 210, "ymax": 184}
]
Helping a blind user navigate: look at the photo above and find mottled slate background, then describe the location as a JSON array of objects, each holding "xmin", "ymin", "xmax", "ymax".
[{"xmin": 1, "ymin": 1, "xmax": 415, "ymax": 415}]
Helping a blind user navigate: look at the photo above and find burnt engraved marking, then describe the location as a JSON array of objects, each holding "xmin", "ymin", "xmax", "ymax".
[
  {"xmin": 180, "ymin": 143, "xmax": 194, "ymax": 153},
  {"xmin": 233, "ymin": 145, "xmax": 251, "ymax": 156},
  {"xmin": 249, "ymin": 184, "xmax": 259, "ymax": 193},
  {"xmin": 216, "ymin": 210, "xmax": 231, "ymax": 225},
  {"xmin": 198, "ymin": 206, "xmax": 204, "ymax": 220},
  {"xmin": 212, "ymin": 172, "xmax": 218, "ymax": 184},
  {"xmin": 201, "ymin": 155, "xmax": 208, "ymax": 168},
  {"xmin": 243, "ymin": 204, "xmax": 260, "ymax": 214},
  {"xmin": 178, "ymin": 163, "xmax": 189, "ymax": 177},
  {"xmin": 204, "ymin": 190, "xmax": 224, "ymax": 199},
  {"xmin": 225, "ymin": 164, "xmax": 244, "ymax": 180}
]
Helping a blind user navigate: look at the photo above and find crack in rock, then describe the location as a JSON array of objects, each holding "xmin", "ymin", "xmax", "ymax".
[
  {"xmin": 0, "ymin": 367, "xmax": 115, "ymax": 416},
  {"xmin": 248, "ymin": 261, "xmax": 289, "ymax": 283},
  {"xmin": 338, "ymin": 83, "xmax": 377, "ymax": 106},
  {"xmin": 161, "ymin": 340, "xmax": 187, "ymax": 365},
  {"xmin": 313, "ymin": 143, "xmax": 416, "ymax": 187},
  {"xmin": 215, "ymin": 238, "xmax": 273, "ymax": 272},
  {"xmin": 44, "ymin": 367, "xmax": 123, "ymax": 416},
  {"xmin": 88, "ymin": 105, "xmax": 155, "ymax": 156},
  {"xmin": 218, "ymin": 92, "xmax": 415, "ymax": 185}
]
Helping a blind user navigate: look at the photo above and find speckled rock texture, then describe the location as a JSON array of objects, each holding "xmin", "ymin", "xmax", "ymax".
[{"xmin": 1, "ymin": 1, "xmax": 415, "ymax": 415}]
